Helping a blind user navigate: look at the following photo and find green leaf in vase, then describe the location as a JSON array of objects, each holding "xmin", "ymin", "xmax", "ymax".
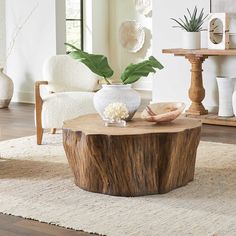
[
  {"xmin": 120, "ymin": 56, "xmax": 164, "ymax": 84},
  {"xmin": 65, "ymin": 43, "xmax": 114, "ymax": 79}
]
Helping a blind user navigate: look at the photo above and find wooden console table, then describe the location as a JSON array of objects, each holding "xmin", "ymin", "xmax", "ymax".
[
  {"xmin": 162, "ymin": 48, "xmax": 236, "ymax": 126},
  {"xmin": 63, "ymin": 114, "xmax": 201, "ymax": 196}
]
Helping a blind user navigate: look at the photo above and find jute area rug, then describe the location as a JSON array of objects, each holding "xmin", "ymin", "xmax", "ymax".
[{"xmin": 0, "ymin": 133, "xmax": 235, "ymax": 236}]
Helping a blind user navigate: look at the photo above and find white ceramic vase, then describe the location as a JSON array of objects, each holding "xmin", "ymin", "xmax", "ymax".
[
  {"xmin": 232, "ymin": 85, "xmax": 236, "ymax": 116},
  {"xmin": 93, "ymin": 84, "xmax": 141, "ymax": 121},
  {"xmin": 182, "ymin": 32, "xmax": 201, "ymax": 49},
  {"xmin": 0, "ymin": 68, "xmax": 14, "ymax": 108},
  {"xmin": 216, "ymin": 77, "xmax": 236, "ymax": 117}
]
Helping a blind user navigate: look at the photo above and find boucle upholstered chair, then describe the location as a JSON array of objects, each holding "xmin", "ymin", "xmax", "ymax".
[{"xmin": 35, "ymin": 55, "xmax": 99, "ymax": 145}]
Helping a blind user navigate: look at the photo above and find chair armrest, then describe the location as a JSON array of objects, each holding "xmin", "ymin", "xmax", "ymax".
[
  {"xmin": 35, "ymin": 81, "xmax": 48, "ymax": 86},
  {"xmin": 35, "ymin": 81, "xmax": 48, "ymax": 125},
  {"xmin": 35, "ymin": 81, "xmax": 48, "ymax": 103}
]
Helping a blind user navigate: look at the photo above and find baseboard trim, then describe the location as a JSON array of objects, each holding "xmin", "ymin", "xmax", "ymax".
[{"xmin": 12, "ymin": 91, "xmax": 34, "ymax": 104}]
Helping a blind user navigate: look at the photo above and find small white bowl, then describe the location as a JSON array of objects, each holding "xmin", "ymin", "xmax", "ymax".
[{"xmin": 141, "ymin": 102, "xmax": 186, "ymax": 123}]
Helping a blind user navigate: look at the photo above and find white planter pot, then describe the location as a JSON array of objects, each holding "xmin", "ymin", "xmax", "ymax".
[
  {"xmin": 216, "ymin": 77, "xmax": 236, "ymax": 117},
  {"xmin": 0, "ymin": 68, "xmax": 14, "ymax": 108},
  {"xmin": 182, "ymin": 32, "xmax": 201, "ymax": 49},
  {"xmin": 93, "ymin": 84, "xmax": 141, "ymax": 121}
]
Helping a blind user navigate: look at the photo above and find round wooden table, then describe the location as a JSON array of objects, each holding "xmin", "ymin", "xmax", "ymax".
[{"xmin": 63, "ymin": 114, "xmax": 202, "ymax": 197}]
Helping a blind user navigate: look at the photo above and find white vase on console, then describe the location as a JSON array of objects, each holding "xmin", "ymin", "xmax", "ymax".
[
  {"xmin": 232, "ymin": 86, "xmax": 236, "ymax": 116},
  {"xmin": 216, "ymin": 77, "xmax": 236, "ymax": 117}
]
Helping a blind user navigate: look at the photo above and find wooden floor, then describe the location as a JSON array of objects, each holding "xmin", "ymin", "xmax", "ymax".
[{"xmin": 0, "ymin": 103, "xmax": 235, "ymax": 236}]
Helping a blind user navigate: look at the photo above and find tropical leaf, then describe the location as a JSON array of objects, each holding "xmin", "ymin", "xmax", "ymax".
[
  {"xmin": 120, "ymin": 56, "xmax": 164, "ymax": 85},
  {"xmin": 65, "ymin": 43, "xmax": 114, "ymax": 79}
]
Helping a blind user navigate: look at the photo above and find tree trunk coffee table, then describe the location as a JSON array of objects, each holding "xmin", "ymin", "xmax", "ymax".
[{"xmin": 63, "ymin": 114, "xmax": 202, "ymax": 197}]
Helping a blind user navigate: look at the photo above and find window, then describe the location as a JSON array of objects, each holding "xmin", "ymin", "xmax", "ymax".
[{"xmin": 66, "ymin": 0, "xmax": 83, "ymax": 51}]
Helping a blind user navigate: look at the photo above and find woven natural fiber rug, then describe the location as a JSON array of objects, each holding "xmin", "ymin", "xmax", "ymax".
[{"xmin": 0, "ymin": 133, "xmax": 235, "ymax": 236}]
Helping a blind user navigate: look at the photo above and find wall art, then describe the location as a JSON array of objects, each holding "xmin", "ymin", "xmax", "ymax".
[
  {"xmin": 119, "ymin": 21, "xmax": 145, "ymax": 53},
  {"xmin": 211, "ymin": 0, "xmax": 236, "ymax": 13}
]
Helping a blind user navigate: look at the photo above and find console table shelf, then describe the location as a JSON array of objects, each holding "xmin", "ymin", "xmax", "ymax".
[
  {"xmin": 163, "ymin": 48, "xmax": 236, "ymax": 56},
  {"xmin": 162, "ymin": 48, "xmax": 236, "ymax": 127},
  {"xmin": 185, "ymin": 113, "xmax": 236, "ymax": 127}
]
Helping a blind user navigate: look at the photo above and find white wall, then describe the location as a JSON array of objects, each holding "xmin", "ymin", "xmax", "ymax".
[
  {"xmin": 5, "ymin": 0, "xmax": 66, "ymax": 103},
  {"xmin": 2, "ymin": 0, "xmax": 151, "ymax": 103},
  {"xmin": 2, "ymin": 0, "xmax": 109, "ymax": 103},
  {"xmin": 152, "ymin": 0, "xmax": 236, "ymax": 111},
  {"xmin": 109, "ymin": 0, "xmax": 153, "ymax": 89},
  {"xmin": 56, "ymin": 0, "xmax": 66, "ymax": 55},
  {"xmin": 84, "ymin": 0, "xmax": 109, "ymax": 56},
  {"xmin": 0, "ymin": 0, "xmax": 6, "ymax": 68}
]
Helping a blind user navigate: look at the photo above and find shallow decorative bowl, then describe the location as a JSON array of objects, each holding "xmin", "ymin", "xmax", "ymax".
[{"xmin": 141, "ymin": 102, "xmax": 186, "ymax": 123}]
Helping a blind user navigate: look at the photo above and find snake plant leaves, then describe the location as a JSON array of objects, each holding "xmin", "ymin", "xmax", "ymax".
[
  {"xmin": 65, "ymin": 43, "xmax": 114, "ymax": 79},
  {"xmin": 171, "ymin": 7, "xmax": 208, "ymax": 32},
  {"xmin": 120, "ymin": 56, "xmax": 164, "ymax": 84}
]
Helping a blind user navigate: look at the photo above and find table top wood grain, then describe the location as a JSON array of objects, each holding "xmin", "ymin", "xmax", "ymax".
[
  {"xmin": 162, "ymin": 48, "xmax": 236, "ymax": 56},
  {"xmin": 63, "ymin": 114, "xmax": 202, "ymax": 135}
]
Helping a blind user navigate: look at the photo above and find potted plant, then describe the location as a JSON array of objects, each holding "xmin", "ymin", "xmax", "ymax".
[
  {"xmin": 65, "ymin": 43, "xmax": 164, "ymax": 120},
  {"xmin": 171, "ymin": 7, "xmax": 208, "ymax": 49}
]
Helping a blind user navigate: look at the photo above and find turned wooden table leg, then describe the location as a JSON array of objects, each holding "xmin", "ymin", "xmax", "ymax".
[{"xmin": 186, "ymin": 55, "xmax": 208, "ymax": 115}]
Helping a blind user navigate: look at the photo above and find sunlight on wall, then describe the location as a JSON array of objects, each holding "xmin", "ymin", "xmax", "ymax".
[{"xmin": 0, "ymin": 0, "xmax": 6, "ymax": 67}]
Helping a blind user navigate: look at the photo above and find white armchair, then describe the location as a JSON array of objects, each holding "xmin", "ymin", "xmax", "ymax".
[{"xmin": 35, "ymin": 55, "xmax": 99, "ymax": 145}]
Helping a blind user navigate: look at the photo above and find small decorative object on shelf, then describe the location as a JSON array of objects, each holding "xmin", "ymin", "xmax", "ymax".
[
  {"xmin": 65, "ymin": 43, "xmax": 164, "ymax": 120},
  {"xmin": 171, "ymin": 7, "xmax": 208, "ymax": 49},
  {"xmin": 141, "ymin": 102, "xmax": 185, "ymax": 123},
  {"xmin": 103, "ymin": 102, "xmax": 129, "ymax": 127},
  {"xmin": 216, "ymin": 76, "xmax": 236, "ymax": 117},
  {"xmin": 208, "ymin": 13, "xmax": 230, "ymax": 50},
  {"xmin": 119, "ymin": 20, "xmax": 145, "ymax": 53}
]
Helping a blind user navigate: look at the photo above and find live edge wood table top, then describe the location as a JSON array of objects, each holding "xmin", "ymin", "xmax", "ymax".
[
  {"xmin": 63, "ymin": 114, "xmax": 202, "ymax": 197},
  {"xmin": 162, "ymin": 48, "xmax": 236, "ymax": 127}
]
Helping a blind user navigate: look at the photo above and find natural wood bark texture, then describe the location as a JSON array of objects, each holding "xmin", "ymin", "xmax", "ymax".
[{"xmin": 63, "ymin": 114, "xmax": 202, "ymax": 197}]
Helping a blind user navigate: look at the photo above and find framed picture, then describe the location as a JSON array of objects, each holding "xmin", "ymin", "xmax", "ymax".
[{"xmin": 210, "ymin": 0, "xmax": 236, "ymax": 13}]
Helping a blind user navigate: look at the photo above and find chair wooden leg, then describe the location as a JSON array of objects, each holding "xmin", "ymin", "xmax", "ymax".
[
  {"xmin": 37, "ymin": 126, "xmax": 43, "ymax": 145},
  {"xmin": 35, "ymin": 105, "xmax": 44, "ymax": 145},
  {"xmin": 35, "ymin": 106, "xmax": 44, "ymax": 145},
  {"xmin": 51, "ymin": 128, "xmax": 56, "ymax": 134},
  {"xmin": 35, "ymin": 81, "xmax": 48, "ymax": 145}
]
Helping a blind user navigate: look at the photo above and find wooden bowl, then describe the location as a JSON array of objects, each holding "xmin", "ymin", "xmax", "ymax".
[{"xmin": 141, "ymin": 102, "xmax": 186, "ymax": 123}]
